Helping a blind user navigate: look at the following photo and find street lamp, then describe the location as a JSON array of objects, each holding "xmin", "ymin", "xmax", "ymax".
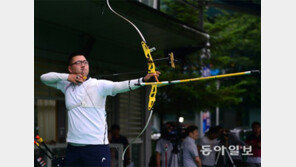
[{"xmin": 179, "ymin": 117, "xmax": 184, "ymax": 123}]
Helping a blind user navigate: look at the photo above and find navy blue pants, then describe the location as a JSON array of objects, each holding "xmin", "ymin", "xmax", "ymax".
[{"xmin": 63, "ymin": 144, "xmax": 111, "ymax": 167}]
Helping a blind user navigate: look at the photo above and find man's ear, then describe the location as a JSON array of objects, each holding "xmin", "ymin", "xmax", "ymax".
[{"xmin": 68, "ymin": 66, "xmax": 72, "ymax": 73}]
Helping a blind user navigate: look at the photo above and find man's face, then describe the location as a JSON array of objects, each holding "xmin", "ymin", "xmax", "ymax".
[
  {"xmin": 112, "ymin": 129, "xmax": 120, "ymax": 137},
  {"xmin": 166, "ymin": 124, "xmax": 173, "ymax": 133},
  {"xmin": 68, "ymin": 55, "xmax": 89, "ymax": 77},
  {"xmin": 190, "ymin": 129, "xmax": 199, "ymax": 140},
  {"xmin": 210, "ymin": 132, "xmax": 218, "ymax": 139},
  {"xmin": 253, "ymin": 125, "xmax": 261, "ymax": 135}
]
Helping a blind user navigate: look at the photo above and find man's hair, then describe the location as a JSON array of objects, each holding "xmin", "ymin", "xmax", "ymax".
[
  {"xmin": 251, "ymin": 121, "xmax": 261, "ymax": 129},
  {"xmin": 207, "ymin": 126, "xmax": 221, "ymax": 135},
  {"xmin": 67, "ymin": 51, "xmax": 86, "ymax": 65},
  {"xmin": 161, "ymin": 122, "xmax": 174, "ymax": 138},
  {"xmin": 186, "ymin": 125, "xmax": 198, "ymax": 136},
  {"xmin": 111, "ymin": 124, "xmax": 120, "ymax": 131}
]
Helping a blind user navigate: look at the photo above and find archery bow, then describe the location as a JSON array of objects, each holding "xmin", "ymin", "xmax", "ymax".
[
  {"xmin": 106, "ymin": 0, "xmax": 260, "ymax": 161},
  {"xmin": 98, "ymin": 56, "xmax": 175, "ymax": 79},
  {"xmin": 106, "ymin": 0, "xmax": 159, "ymax": 161},
  {"xmin": 98, "ymin": 54, "xmax": 176, "ymax": 78},
  {"xmin": 34, "ymin": 135, "xmax": 64, "ymax": 167}
]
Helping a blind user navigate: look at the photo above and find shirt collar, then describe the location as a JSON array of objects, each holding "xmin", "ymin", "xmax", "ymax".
[{"xmin": 186, "ymin": 136, "xmax": 195, "ymax": 143}]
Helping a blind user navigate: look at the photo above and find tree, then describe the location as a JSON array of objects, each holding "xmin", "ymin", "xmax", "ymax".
[{"xmin": 155, "ymin": 1, "xmax": 261, "ymax": 119}]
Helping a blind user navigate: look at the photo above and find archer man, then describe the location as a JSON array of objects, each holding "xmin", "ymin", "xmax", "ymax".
[{"xmin": 40, "ymin": 52, "xmax": 160, "ymax": 167}]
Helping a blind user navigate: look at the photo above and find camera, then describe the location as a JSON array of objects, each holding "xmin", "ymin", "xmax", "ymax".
[{"xmin": 162, "ymin": 122, "xmax": 186, "ymax": 153}]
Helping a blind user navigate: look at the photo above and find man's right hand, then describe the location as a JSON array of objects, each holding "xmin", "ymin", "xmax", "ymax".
[{"xmin": 68, "ymin": 74, "xmax": 84, "ymax": 84}]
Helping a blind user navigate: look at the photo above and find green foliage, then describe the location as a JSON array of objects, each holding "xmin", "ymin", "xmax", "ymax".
[
  {"xmin": 160, "ymin": 0, "xmax": 199, "ymax": 25},
  {"xmin": 205, "ymin": 12, "xmax": 261, "ymax": 57},
  {"xmin": 205, "ymin": 12, "xmax": 261, "ymax": 110},
  {"xmin": 156, "ymin": 2, "xmax": 261, "ymax": 115}
]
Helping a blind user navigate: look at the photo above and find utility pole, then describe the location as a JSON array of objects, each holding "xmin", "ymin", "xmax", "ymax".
[
  {"xmin": 198, "ymin": 0, "xmax": 204, "ymax": 30},
  {"xmin": 216, "ymin": 80, "xmax": 220, "ymax": 125}
]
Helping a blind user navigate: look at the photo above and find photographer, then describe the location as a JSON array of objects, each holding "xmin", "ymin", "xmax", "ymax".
[
  {"xmin": 217, "ymin": 127, "xmax": 246, "ymax": 167},
  {"xmin": 182, "ymin": 125, "xmax": 202, "ymax": 167},
  {"xmin": 155, "ymin": 122, "xmax": 174, "ymax": 167},
  {"xmin": 245, "ymin": 121, "xmax": 261, "ymax": 167},
  {"xmin": 197, "ymin": 126, "xmax": 220, "ymax": 167}
]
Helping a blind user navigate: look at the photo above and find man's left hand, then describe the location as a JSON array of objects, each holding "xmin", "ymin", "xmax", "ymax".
[{"xmin": 143, "ymin": 71, "xmax": 161, "ymax": 82}]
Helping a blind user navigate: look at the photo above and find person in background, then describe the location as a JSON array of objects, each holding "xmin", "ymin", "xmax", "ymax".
[
  {"xmin": 197, "ymin": 126, "xmax": 220, "ymax": 167},
  {"xmin": 108, "ymin": 130, "xmax": 112, "ymax": 142},
  {"xmin": 155, "ymin": 122, "xmax": 174, "ymax": 167},
  {"xmin": 216, "ymin": 127, "xmax": 247, "ymax": 167},
  {"xmin": 110, "ymin": 124, "xmax": 131, "ymax": 167},
  {"xmin": 245, "ymin": 121, "xmax": 261, "ymax": 167},
  {"xmin": 182, "ymin": 125, "xmax": 202, "ymax": 167}
]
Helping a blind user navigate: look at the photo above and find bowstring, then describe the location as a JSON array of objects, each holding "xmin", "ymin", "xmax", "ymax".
[{"xmin": 106, "ymin": 0, "xmax": 155, "ymax": 161}]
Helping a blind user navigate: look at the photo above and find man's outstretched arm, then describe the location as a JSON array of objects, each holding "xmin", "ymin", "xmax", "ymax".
[{"xmin": 110, "ymin": 71, "xmax": 160, "ymax": 95}]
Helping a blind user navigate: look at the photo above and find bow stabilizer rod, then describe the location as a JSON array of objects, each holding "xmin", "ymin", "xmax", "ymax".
[
  {"xmin": 140, "ymin": 70, "xmax": 259, "ymax": 87},
  {"xmin": 34, "ymin": 140, "xmax": 54, "ymax": 160}
]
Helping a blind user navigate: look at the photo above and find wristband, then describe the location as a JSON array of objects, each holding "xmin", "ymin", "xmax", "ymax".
[{"xmin": 128, "ymin": 80, "xmax": 132, "ymax": 91}]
